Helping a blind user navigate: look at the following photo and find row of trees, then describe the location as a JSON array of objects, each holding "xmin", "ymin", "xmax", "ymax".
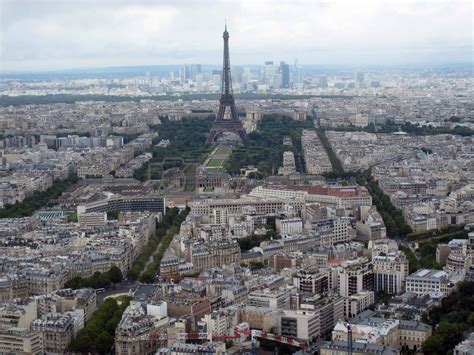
[
  {"xmin": 407, "ymin": 224, "xmax": 467, "ymax": 242},
  {"xmin": 401, "ymin": 122, "xmax": 474, "ymax": 137},
  {"xmin": 139, "ymin": 207, "xmax": 190, "ymax": 283},
  {"xmin": 225, "ymin": 115, "xmax": 314, "ymax": 176},
  {"xmin": 399, "ymin": 245, "xmax": 441, "ymax": 274},
  {"xmin": 64, "ymin": 266, "xmax": 123, "ymax": 290},
  {"xmin": 316, "ymin": 129, "xmax": 346, "ymax": 176},
  {"xmin": 363, "ymin": 178, "xmax": 413, "ymax": 238},
  {"xmin": 316, "ymin": 130, "xmax": 413, "ymax": 238},
  {"xmin": 0, "ymin": 174, "xmax": 80, "ymax": 218},
  {"xmin": 0, "ymin": 93, "xmax": 320, "ymax": 107},
  {"xmin": 322, "ymin": 121, "xmax": 474, "ymax": 137},
  {"xmin": 68, "ymin": 296, "xmax": 131, "ymax": 353},
  {"xmin": 134, "ymin": 117, "xmax": 213, "ymax": 181},
  {"xmin": 127, "ymin": 207, "xmax": 189, "ymax": 282},
  {"xmin": 422, "ymin": 281, "xmax": 474, "ymax": 354}
]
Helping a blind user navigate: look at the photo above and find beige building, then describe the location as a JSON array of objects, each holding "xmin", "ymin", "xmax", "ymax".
[
  {"xmin": 0, "ymin": 275, "xmax": 29, "ymax": 302},
  {"xmin": 26, "ymin": 269, "xmax": 68, "ymax": 296},
  {"xmin": 320, "ymin": 340, "xmax": 398, "ymax": 355},
  {"xmin": 31, "ymin": 313, "xmax": 75, "ymax": 354},
  {"xmin": 332, "ymin": 314, "xmax": 431, "ymax": 352},
  {"xmin": 78, "ymin": 211, "xmax": 107, "ymax": 229},
  {"xmin": 0, "ymin": 327, "xmax": 43, "ymax": 355},
  {"xmin": 343, "ymin": 291, "xmax": 375, "ymax": 318},
  {"xmin": 190, "ymin": 239, "xmax": 241, "ymax": 272},
  {"xmin": 237, "ymin": 306, "xmax": 279, "ymax": 332},
  {"xmin": 115, "ymin": 302, "xmax": 169, "ymax": 355},
  {"xmin": 399, "ymin": 320, "xmax": 432, "ymax": 352},
  {"xmin": 280, "ymin": 309, "xmax": 320, "ymax": 342},
  {"xmin": 299, "ymin": 295, "xmax": 344, "ymax": 336},
  {"xmin": 332, "ymin": 319, "xmax": 400, "ymax": 349}
]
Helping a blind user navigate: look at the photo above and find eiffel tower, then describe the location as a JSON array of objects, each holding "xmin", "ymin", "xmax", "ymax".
[{"xmin": 206, "ymin": 25, "xmax": 247, "ymax": 145}]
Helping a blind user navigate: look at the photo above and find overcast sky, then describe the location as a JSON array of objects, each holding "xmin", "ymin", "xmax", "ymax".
[{"xmin": 0, "ymin": 0, "xmax": 472, "ymax": 72}]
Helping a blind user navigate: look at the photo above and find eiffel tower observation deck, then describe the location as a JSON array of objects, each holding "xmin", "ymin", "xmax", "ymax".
[{"xmin": 206, "ymin": 25, "xmax": 247, "ymax": 145}]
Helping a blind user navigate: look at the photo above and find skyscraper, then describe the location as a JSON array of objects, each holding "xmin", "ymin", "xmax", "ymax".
[
  {"xmin": 294, "ymin": 58, "xmax": 303, "ymax": 85},
  {"xmin": 179, "ymin": 65, "xmax": 188, "ymax": 85},
  {"xmin": 195, "ymin": 74, "xmax": 204, "ymax": 92},
  {"xmin": 190, "ymin": 64, "xmax": 202, "ymax": 81},
  {"xmin": 263, "ymin": 61, "xmax": 276, "ymax": 86},
  {"xmin": 280, "ymin": 61, "xmax": 290, "ymax": 88},
  {"xmin": 232, "ymin": 66, "xmax": 243, "ymax": 84}
]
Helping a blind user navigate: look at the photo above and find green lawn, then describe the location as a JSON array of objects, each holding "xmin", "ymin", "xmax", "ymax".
[
  {"xmin": 216, "ymin": 147, "xmax": 232, "ymax": 155},
  {"xmin": 206, "ymin": 166, "xmax": 226, "ymax": 173},
  {"xmin": 206, "ymin": 158, "xmax": 225, "ymax": 167}
]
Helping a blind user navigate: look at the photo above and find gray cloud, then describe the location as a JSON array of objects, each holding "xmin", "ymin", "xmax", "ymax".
[{"xmin": 0, "ymin": 0, "xmax": 472, "ymax": 72}]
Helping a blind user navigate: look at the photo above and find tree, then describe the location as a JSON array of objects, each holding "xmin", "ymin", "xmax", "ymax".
[
  {"xmin": 94, "ymin": 330, "xmax": 114, "ymax": 353},
  {"xmin": 422, "ymin": 335, "xmax": 444, "ymax": 355},
  {"xmin": 69, "ymin": 297, "xmax": 130, "ymax": 354},
  {"xmin": 467, "ymin": 312, "xmax": 474, "ymax": 327},
  {"xmin": 225, "ymin": 340, "xmax": 234, "ymax": 349},
  {"xmin": 67, "ymin": 212, "xmax": 78, "ymax": 222},
  {"xmin": 422, "ymin": 282, "xmax": 474, "ymax": 353},
  {"xmin": 108, "ymin": 266, "xmax": 123, "ymax": 284}
]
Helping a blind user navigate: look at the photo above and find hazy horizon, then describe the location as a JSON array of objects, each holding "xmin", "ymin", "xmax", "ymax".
[{"xmin": 1, "ymin": 0, "xmax": 473, "ymax": 72}]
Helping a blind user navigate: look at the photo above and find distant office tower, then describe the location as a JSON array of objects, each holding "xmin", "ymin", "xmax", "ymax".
[
  {"xmin": 195, "ymin": 74, "xmax": 204, "ymax": 92},
  {"xmin": 293, "ymin": 58, "xmax": 303, "ymax": 85},
  {"xmin": 242, "ymin": 67, "xmax": 251, "ymax": 84},
  {"xmin": 259, "ymin": 64, "xmax": 266, "ymax": 82},
  {"xmin": 145, "ymin": 72, "xmax": 151, "ymax": 85},
  {"xmin": 260, "ymin": 61, "xmax": 276, "ymax": 86},
  {"xmin": 190, "ymin": 64, "xmax": 202, "ymax": 80},
  {"xmin": 273, "ymin": 73, "xmax": 282, "ymax": 88},
  {"xmin": 179, "ymin": 64, "xmax": 201, "ymax": 83},
  {"xmin": 280, "ymin": 62, "xmax": 290, "ymax": 88},
  {"xmin": 356, "ymin": 71, "xmax": 364, "ymax": 87},
  {"xmin": 179, "ymin": 65, "xmax": 189, "ymax": 84},
  {"xmin": 233, "ymin": 66, "xmax": 243, "ymax": 84},
  {"xmin": 318, "ymin": 76, "xmax": 328, "ymax": 88},
  {"xmin": 212, "ymin": 74, "xmax": 221, "ymax": 88}
]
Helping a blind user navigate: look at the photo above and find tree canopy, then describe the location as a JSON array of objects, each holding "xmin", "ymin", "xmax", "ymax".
[{"xmin": 68, "ymin": 297, "xmax": 131, "ymax": 354}]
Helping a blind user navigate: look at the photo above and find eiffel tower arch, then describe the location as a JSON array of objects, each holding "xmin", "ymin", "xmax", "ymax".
[{"xmin": 206, "ymin": 25, "xmax": 247, "ymax": 145}]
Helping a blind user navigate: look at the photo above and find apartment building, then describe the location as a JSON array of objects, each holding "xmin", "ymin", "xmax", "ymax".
[
  {"xmin": 30, "ymin": 313, "xmax": 75, "ymax": 354},
  {"xmin": 405, "ymin": 269, "xmax": 457, "ymax": 296},
  {"xmin": 373, "ymin": 251, "xmax": 409, "ymax": 294},
  {"xmin": 247, "ymin": 289, "xmax": 290, "ymax": 310},
  {"xmin": 343, "ymin": 290, "xmax": 375, "ymax": 318},
  {"xmin": 280, "ymin": 309, "xmax": 320, "ymax": 342},
  {"xmin": 336, "ymin": 258, "xmax": 374, "ymax": 297},
  {"xmin": 0, "ymin": 328, "xmax": 43, "ymax": 355},
  {"xmin": 275, "ymin": 217, "xmax": 303, "ymax": 236},
  {"xmin": 293, "ymin": 268, "xmax": 329, "ymax": 294},
  {"xmin": 190, "ymin": 239, "xmax": 241, "ymax": 272},
  {"xmin": 115, "ymin": 302, "xmax": 169, "ymax": 355}
]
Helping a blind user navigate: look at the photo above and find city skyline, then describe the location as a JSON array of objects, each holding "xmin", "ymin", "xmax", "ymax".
[
  {"xmin": 1, "ymin": 0, "xmax": 472, "ymax": 72},
  {"xmin": 0, "ymin": 1, "xmax": 473, "ymax": 354}
]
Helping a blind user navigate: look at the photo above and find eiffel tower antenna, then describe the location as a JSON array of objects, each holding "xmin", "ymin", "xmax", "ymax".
[{"xmin": 206, "ymin": 24, "xmax": 247, "ymax": 145}]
